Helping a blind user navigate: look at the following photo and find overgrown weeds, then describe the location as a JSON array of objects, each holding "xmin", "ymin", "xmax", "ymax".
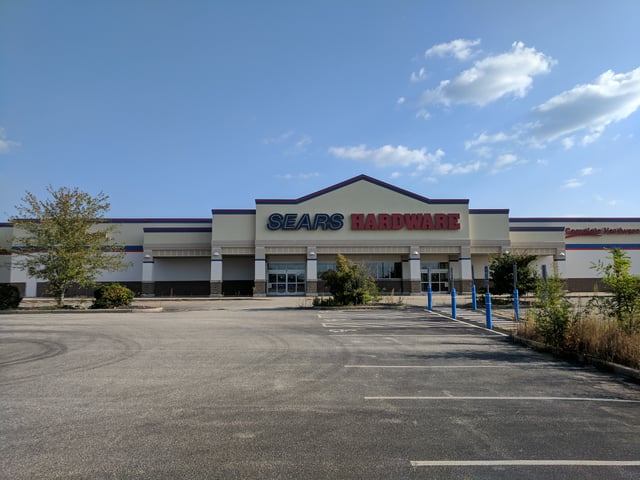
[{"xmin": 518, "ymin": 314, "xmax": 640, "ymax": 370}]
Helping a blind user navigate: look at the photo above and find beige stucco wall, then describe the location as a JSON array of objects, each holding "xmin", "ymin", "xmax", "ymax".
[
  {"xmin": 212, "ymin": 212, "xmax": 256, "ymax": 245},
  {"xmin": 255, "ymin": 179, "xmax": 470, "ymax": 246}
]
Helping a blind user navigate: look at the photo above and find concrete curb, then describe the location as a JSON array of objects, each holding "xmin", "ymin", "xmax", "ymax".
[{"xmin": 0, "ymin": 306, "xmax": 164, "ymax": 314}]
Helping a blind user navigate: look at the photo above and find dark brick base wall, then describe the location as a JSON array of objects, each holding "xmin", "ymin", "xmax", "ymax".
[
  {"xmin": 154, "ymin": 281, "xmax": 210, "ymax": 297},
  {"xmin": 35, "ymin": 282, "xmax": 142, "ymax": 298},
  {"xmin": 222, "ymin": 280, "xmax": 254, "ymax": 296},
  {"xmin": 254, "ymin": 280, "xmax": 266, "ymax": 296},
  {"xmin": 306, "ymin": 280, "xmax": 317, "ymax": 296},
  {"xmin": 376, "ymin": 279, "xmax": 404, "ymax": 295}
]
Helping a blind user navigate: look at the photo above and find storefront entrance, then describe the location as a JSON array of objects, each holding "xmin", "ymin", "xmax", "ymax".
[
  {"xmin": 267, "ymin": 263, "xmax": 306, "ymax": 295},
  {"xmin": 420, "ymin": 262, "xmax": 450, "ymax": 293}
]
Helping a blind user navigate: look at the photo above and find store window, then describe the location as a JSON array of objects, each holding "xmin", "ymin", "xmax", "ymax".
[{"xmin": 317, "ymin": 261, "xmax": 401, "ymax": 279}]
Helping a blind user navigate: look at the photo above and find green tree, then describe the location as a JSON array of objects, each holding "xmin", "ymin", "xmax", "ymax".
[
  {"xmin": 489, "ymin": 252, "xmax": 539, "ymax": 295},
  {"xmin": 532, "ymin": 271, "xmax": 573, "ymax": 347},
  {"xmin": 321, "ymin": 254, "xmax": 379, "ymax": 305},
  {"xmin": 590, "ymin": 248, "xmax": 640, "ymax": 332},
  {"xmin": 11, "ymin": 186, "xmax": 130, "ymax": 306}
]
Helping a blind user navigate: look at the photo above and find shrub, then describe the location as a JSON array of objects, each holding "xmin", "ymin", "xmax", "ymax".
[
  {"xmin": 489, "ymin": 253, "xmax": 539, "ymax": 296},
  {"xmin": 0, "ymin": 283, "xmax": 22, "ymax": 310},
  {"xmin": 320, "ymin": 254, "xmax": 379, "ymax": 306},
  {"xmin": 92, "ymin": 283, "xmax": 134, "ymax": 309},
  {"xmin": 588, "ymin": 248, "xmax": 640, "ymax": 332},
  {"xmin": 532, "ymin": 274, "xmax": 574, "ymax": 347}
]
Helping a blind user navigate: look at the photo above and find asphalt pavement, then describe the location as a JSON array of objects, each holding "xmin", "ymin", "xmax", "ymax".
[{"xmin": 2, "ymin": 301, "xmax": 639, "ymax": 479}]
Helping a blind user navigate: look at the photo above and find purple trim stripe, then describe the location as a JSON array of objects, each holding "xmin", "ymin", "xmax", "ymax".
[
  {"xmin": 255, "ymin": 175, "xmax": 469, "ymax": 205},
  {"xmin": 510, "ymin": 226, "xmax": 565, "ymax": 232},
  {"xmin": 143, "ymin": 227, "xmax": 212, "ymax": 233},
  {"xmin": 510, "ymin": 217, "xmax": 640, "ymax": 223},
  {"xmin": 566, "ymin": 244, "xmax": 640, "ymax": 250},
  {"xmin": 470, "ymin": 209, "xmax": 510, "ymax": 214},
  {"xmin": 211, "ymin": 209, "xmax": 256, "ymax": 215},
  {"xmin": 107, "ymin": 218, "xmax": 211, "ymax": 224}
]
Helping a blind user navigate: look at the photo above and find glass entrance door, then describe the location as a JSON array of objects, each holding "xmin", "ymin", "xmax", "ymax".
[
  {"xmin": 420, "ymin": 268, "xmax": 449, "ymax": 293},
  {"xmin": 267, "ymin": 263, "xmax": 306, "ymax": 295}
]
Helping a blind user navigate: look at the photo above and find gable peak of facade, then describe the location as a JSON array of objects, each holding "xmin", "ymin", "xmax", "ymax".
[{"xmin": 255, "ymin": 174, "xmax": 469, "ymax": 206}]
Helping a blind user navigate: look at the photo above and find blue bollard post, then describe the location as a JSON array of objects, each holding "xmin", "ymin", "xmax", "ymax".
[
  {"xmin": 451, "ymin": 288, "xmax": 457, "ymax": 319},
  {"xmin": 485, "ymin": 292, "xmax": 493, "ymax": 329},
  {"xmin": 427, "ymin": 283, "xmax": 433, "ymax": 311},
  {"xmin": 471, "ymin": 283, "xmax": 477, "ymax": 311},
  {"xmin": 513, "ymin": 288, "xmax": 520, "ymax": 321}
]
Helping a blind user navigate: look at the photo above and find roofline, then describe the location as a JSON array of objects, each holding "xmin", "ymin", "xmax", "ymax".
[
  {"xmin": 470, "ymin": 209, "xmax": 510, "ymax": 214},
  {"xmin": 255, "ymin": 174, "xmax": 469, "ymax": 205},
  {"xmin": 211, "ymin": 209, "xmax": 256, "ymax": 215},
  {"xmin": 510, "ymin": 217, "xmax": 640, "ymax": 223}
]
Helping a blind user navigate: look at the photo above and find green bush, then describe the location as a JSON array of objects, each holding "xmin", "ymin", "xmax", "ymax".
[
  {"xmin": 588, "ymin": 248, "xmax": 640, "ymax": 333},
  {"xmin": 320, "ymin": 254, "xmax": 379, "ymax": 306},
  {"xmin": 0, "ymin": 283, "xmax": 22, "ymax": 310},
  {"xmin": 489, "ymin": 253, "xmax": 539, "ymax": 296},
  {"xmin": 92, "ymin": 283, "xmax": 134, "ymax": 309},
  {"xmin": 531, "ymin": 273, "xmax": 574, "ymax": 347}
]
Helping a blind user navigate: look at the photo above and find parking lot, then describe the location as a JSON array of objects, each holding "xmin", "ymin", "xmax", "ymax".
[{"xmin": 2, "ymin": 301, "xmax": 640, "ymax": 479}]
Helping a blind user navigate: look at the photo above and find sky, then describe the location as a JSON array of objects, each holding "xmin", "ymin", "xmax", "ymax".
[{"xmin": 1, "ymin": 0, "xmax": 639, "ymax": 221}]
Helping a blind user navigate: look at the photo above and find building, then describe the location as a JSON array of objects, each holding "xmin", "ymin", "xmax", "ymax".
[{"xmin": 1, "ymin": 175, "xmax": 639, "ymax": 297}]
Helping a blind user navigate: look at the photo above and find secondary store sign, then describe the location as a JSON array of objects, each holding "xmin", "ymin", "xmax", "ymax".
[
  {"xmin": 267, "ymin": 212, "xmax": 461, "ymax": 231},
  {"xmin": 565, "ymin": 227, "xmax": 640, "ymax": 238}
]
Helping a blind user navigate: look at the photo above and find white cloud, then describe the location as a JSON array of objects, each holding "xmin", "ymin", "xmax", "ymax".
[
  {"xmin": 490, "ymin": 153, "xmax": 525, "ymax": 174},
  {"xmin": 464, "ymin": 131, "xmax": 513, "ymax": 150},
  {"xmin": 415, "ymin": 109, "xmax": 430, "ymax": 120},
  {"xmin": 328, "ymin": 144, "xmax": 444, "ymax": 168},
  {"xmin": 295, "ymin": 135, "xmax": 312, "ymax": 150},
  {"xmin": 594, "ymin": 194, "xmax": 619, "ymax": 207},
  {"xmin": 329, "ymin": 144, "xmax": 485, "ymax": 178},
  {"xmin": 495, "ymin": 153, "xmax": 518, "ymax": 168},
  {"xmin": 397, "ymin": 96, "xmax": 406, "ymax": 105},
  {"xmin": 563, "ymin": 178, "xmax": 584, "ymax": 188},
  {"xmin": 263, "ymin": 130, "xmax": 294, "ymax": 144},
  {"xmin": 277, "ymin": 172, "xmax": 319, "ymax": 181},
  {"xmin": 421, "ymin": 41, "xmax": 555, "ymax": 107},
  {"xmin": 530, "ymin": 67, "xmax": 640, "ymax": 145},
  {"xmin": 451, "ymin": 161, "xmax": 486, "ymax": 174},
  {"xmin": 425, "ymin": 38, "xmax": 481, "ymax": 61},
  {"xmin": 264, "ymin": 130, "xmax": 312, "ymax": 154},
  {"xmin": 561, "ymin": 137, "xmax": 575, "ymax": 149},
  {"xmin": 0, "ymin": 128, "xmax": 19, "ymax": 154},
  {"xmin": 580, "ymin": 167, "xmax": 594, "ymax": 176},
  {"xmin": 410, "ymin": 67, "xmax": 427, "ymax": 82}
]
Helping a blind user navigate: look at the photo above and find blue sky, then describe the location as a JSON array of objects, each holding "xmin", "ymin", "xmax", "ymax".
[{"xmin": 1, "ymin": 0, "xmax": 639, "ymax": 220}]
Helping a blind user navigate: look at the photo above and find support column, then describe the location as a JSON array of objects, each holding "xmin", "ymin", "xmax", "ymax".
[
  {"xmin": 210, "ymin": 247, "xmax": 222, "ymax": 296},
  {"xmin": 554, "ymin": 251, "xmax": 567, "ymax": 277},
  {"xmin": 459, "ymin": 247, "xmax": 472, "ymax": 293},
  {"xmin": 306, "ymin": 246, "xmax": 317, "ymax": 296},
  {"xmin": 9, "ymin": 253, "xmax": 29, "ymax": 297},
  {"xmin": 141, "ymin": 251, "xmax": 155, "ymax": 297},
  {"xmin": 408, "ymin": 246, "xmax": 421, "ymax": 295},
  {"xmin": 254, "ymin": 246, "xmax": 266, "ymax": 296}
]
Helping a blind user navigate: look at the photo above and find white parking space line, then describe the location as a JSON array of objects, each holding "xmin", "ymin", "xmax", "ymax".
[
  {"xmin": 345, "ymin": 363, "xmax": 569, "ymax": 369},
  {"xmin": 322, "ymin": 322, "xmax": 463, "ymax": 329},
  {"xmin": 410, "ymin": 460, "xmax": 640, "ymax": 467},
  {"xmin": 365, "ymin": 396, "xmax": 640, "ymax": 403},
  {"xmin": 428, "ymin": 309, "xmax": 509, "ymax": 337}
]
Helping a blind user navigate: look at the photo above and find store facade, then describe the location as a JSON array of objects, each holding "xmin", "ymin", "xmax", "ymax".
[{"xmin": 2, "ymin": 175, "xmax": 639, "ymax": 297}]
